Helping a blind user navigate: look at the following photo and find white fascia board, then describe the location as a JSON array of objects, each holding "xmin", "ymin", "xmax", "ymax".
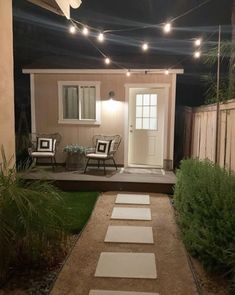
[{"xmin": 22, "ymin": 69, "xmax": 184, "ymax": 74}]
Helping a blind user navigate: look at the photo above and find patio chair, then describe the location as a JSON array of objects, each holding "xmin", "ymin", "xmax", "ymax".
[
  {"xmin": 84, "ymin": 134, "xmax": 121, "ymax": 174},
  {"xmin": 28, "ymin": 133, "xmax": 62, "ymax": 170}
]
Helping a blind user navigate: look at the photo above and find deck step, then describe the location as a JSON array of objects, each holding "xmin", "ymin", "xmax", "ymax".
[{"xmin": 115, "ymin": 194, "xmax": 150, "ymax": 205}]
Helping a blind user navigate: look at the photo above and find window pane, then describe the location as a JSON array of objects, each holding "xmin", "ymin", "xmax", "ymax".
[
  {"xmin": 63, "ymin": 86, "xmax": 79, "ymax": 119},
  {"xmin": 136, "ymin": 118, "xmax": 142, "ymax": 129},
  {"xmin": 136, "ymin": 106, "xmax": 142, "ymax": 117},
  {"xmin": 150, "ymin": 94, "xmax": 157, "ymax": 105},
  {"xmin": 143, "ymin": 106, "xmax": 149, "ymax": 117},
  {"xmin": 136, "ymin": 94, "xmax": 142, "ymax": 106},
  {"xmin": 143, "ymin": 118, "xmax": 149, "ymax": 129},
  {"xmin": 143, "ymin": 94, "xmax": 150, "ymax": 105},
  {"xmin": 150, "ymin": 106, "xmax": 157, "ymax": 118},
  {"xmin": 150, "ymin": 118, "xmax": 157, "ymax": 130},
  {"xmin": 81, "ymin": 86, "xmax": 96, "ymax": 120}
]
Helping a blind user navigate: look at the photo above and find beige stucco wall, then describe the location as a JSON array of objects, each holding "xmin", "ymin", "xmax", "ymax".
[
  {"xmin": 33, "ymin": 72, "xmax": 176, "ymax": 166},
  {"xmin": 0, "ymin": 0, "xmax": 15, "ymax": 165}
]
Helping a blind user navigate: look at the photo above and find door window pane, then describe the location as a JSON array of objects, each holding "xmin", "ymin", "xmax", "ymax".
[
  {"xmin": 143, "ymin": 94, "xmax": 150, "ymax": 105},
  {"xmin": 150, "ymin": 94, "xmax": 157, "ymax": 105},
  {"xmin": 135, "ymin": 93, "xmax": 158, "ymax": 130},
  {"xmin": 136, "ymin": 118, "xmax": 142, "ymax": 129},
  {"xmin": 143, "ymin": 118, "xmax": 149, "ymax": 129},
  {"xmin": 143, "ymin": 106, "xmax": 149, "ymax": 117},
  {"xmin": 150, "ymin": 118, "xmax": 157, "ymax": 130},
  {"xmin": 150, "ymin": 106, "xmax": 157, "ymax": 118},
  {"xmin": 136, "ymin": 106, "xmax": 142, "ymax": 117},
  {"xmin": 136, "ymin": 94, "xmax": 142, "ymax": 105}
]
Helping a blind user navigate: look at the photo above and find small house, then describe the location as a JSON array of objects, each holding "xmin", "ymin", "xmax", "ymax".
[{"xmin": 23, "ymin": 60, "xmax": 183, "ymax": 170}]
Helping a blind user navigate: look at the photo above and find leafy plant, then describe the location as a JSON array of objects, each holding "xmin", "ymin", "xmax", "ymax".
[
  {"xmin": 0, "ymin": 147, "xmax": 69, "ymax": 284},
  {"xmin": 174, "ymin": 159, "xmax": 235, "ymax": 278},
  {"xmin": 202, "ymin": 41, "xmax": 235, "ymax": 104}
]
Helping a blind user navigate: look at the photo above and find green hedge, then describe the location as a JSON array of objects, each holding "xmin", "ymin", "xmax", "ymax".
[{"xmin": 174, "ymin": 159, "xmax": 235, "ymax": 277}]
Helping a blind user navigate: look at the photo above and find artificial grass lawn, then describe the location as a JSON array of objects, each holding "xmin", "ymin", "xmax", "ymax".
[{"xmin": 61, "ymin": 191, "xmax": 99, "ymax": 234}]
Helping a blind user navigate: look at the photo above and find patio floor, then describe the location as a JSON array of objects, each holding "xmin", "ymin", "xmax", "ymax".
[
  {"xmin": 50, "ymin": 192, "xmax": 198, "ymax": 295},
  {"xmin": 22, "ymin": 167, "xmax": 176, "ymax": 194}
]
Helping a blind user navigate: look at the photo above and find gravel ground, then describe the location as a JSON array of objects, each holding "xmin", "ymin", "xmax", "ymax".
[{"xmin": 50, "ymin": 192, "xmax": 198, "ymax": 295}]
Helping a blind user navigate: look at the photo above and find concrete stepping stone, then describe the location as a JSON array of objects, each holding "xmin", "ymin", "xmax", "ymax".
[
  {"xmin": 95, "ymin": 252, "xmax": 157, "ymax": 279},
  {"xmin": 89, "ymin": 291, "xmax": 159, "ymax": 295},
  {"xmin": 116, "ymin": 194, "xmax": 150, "ymax": 205},
  {"xmin": 111, "ymin": 207, "xmax": 151, "ymax": 221},
  {"xmin": 104, "ymin": 225, "xmax": 154, "ymax": 244}
]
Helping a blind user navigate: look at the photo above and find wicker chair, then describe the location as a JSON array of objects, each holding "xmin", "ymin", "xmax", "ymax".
[
  {"xmin": 84, "ymin": 134, "xmax": 121, "ymax": 174},
  {"xmin": 28, "ymin": 133, "xmax": 61, "ymax": 170}
]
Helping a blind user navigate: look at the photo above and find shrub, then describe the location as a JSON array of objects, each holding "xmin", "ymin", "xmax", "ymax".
[
  {"xmin": 174, "ymin": 158, "xmax": 235, "ymax": 277},
  {"xmin": 0, "ymin": 148, "xmax": 69, "ymax": 284}
]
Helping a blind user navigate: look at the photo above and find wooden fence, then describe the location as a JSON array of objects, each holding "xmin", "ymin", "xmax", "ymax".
[{"xmin": 175, "ymin": 99, "xmax": 235, "ymax": 172}]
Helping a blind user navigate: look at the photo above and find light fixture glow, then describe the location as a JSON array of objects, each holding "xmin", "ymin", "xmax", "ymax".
[
  {"xmin": 163, "ymin": 22, "xmax": 171, "ymax": 33},
  {"xmin": 105, "ymin": 57, "xmax": 110, "ymax": 64},
  {"xmin": 165, "ymin": 69, "xmax": 169, "ymax": 75},
  {"xmin": 195, "ymin": 38, "xmax": 202, "ymax": 46},
  {"xmin": 142, "ymin": 43, "xmax": 148, "ymax": 51},
  {"xmin": 98, "ymin": 32, "xmax": 104, "ymax": 42},
  {"xmin": 82, "ymin": 26, "xmax": 89, "ymax": 35},
  {"xmin": 69, "ymin": 25, "xmax": 76, "ymax": 34},
  {"xmin": 194, "ymin": 51, "xmax": 201, "ymax": 58},
  {"xmin": 126, "ymin": 70, "xmax": 131, "ymax": 77}
]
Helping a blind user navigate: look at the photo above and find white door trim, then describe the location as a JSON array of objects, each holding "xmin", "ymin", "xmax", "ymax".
[{"xmin": 124, "ymin": 83, "xmax": 170, "ymax": 168}]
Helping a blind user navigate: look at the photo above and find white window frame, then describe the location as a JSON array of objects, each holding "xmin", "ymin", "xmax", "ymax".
[{"xmin": 58, "ymin": 81, "xmax": 101, "ymax": 125}]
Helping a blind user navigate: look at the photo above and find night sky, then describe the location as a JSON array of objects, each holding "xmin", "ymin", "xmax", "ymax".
[{"xmin": 13, "ymin": 0, "xmax": 233, "ymax": 132}]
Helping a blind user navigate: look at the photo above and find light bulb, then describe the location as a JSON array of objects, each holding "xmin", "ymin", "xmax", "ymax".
[
  {"xmin": 163, "ymin": 22, "xmax": 171, "ymax": 33},
  {"xmin": 194, "ymin": 51, "xmax": 201, "ymax": 58},
  {"xmin": 165, "ymin": 69, "xmax": 169, "ymax": 75},
  {"xmin": 69, "ymin": 25, "xmax": 76, "ymax": 34},
  {"xmin": 126, "ymin": 70, "xmax": 131, "ymax": 77},
  {"xmin": 142, "ymin": 43, "xmax": 148, "ymax": 51},
  {"xmin": 98, "ymin": 32, "xmax": 104, "ymax": 42},
  {"xmin": 82, "ymin": 27, "xmax": 89, "ymax": 35},
  {"xmin": 105, "ymin": 57, "xmax": 110, "ymax": 64},
  {"xmin": 195, "ymin": 38, "xmax": 202, "ymax": 47}
]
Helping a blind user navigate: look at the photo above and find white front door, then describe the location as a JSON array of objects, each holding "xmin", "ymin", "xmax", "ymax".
[{"xmin": 128, "ymin": 88, "xmax": 165, "ymax": 167}]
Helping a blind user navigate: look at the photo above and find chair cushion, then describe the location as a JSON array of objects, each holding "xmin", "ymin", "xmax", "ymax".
[
  {"xmin": 86, "ymin": 153, "xmax": 108, "ymax": 159},
  {"xmin": 36, "ymin": 137, "xmax": 56, "ymax": 152},
  {"xmin": 95, "ymin": 140, "xmax": 112, "ymax": 155},
  {"xmin": 31, "ymin": 151, "xmax": 55, "ymax": 157}
]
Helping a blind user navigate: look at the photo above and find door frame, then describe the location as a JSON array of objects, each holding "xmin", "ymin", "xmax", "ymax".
[{"xmin": 124, "ymin": 83, "xmax": 170, "ymax": 168}]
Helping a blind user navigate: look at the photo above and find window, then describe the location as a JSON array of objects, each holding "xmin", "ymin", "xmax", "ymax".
[
  {"xmin": 135, "ymin": 93, "xmax": 157, "ymax": 130},
  {"xmin": 58, "ymin": 81, "xmax": 100, "ymax": 124}
]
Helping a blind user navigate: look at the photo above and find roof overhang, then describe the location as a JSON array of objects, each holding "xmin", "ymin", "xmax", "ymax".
[{"xmin": 22, "ymin": 69, "xmax": 184, "ymax": 74}]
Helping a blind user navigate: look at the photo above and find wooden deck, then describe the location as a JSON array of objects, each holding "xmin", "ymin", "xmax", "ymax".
[{"xmin": 22, "ymin": 167, "xmax": 176, "ymax": 194}]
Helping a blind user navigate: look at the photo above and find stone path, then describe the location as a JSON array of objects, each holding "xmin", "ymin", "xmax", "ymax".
[{"xmin": 50, "ymin": 192, "xmax": 198, "ymax": 295}]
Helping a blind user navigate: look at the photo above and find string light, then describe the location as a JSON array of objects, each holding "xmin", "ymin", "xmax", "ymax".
[
  {"xmin": 69, "ymin": 25, "xmax": 76, "ymax": 34},
  {"xmin": 142, "ymin": 43, "xmax": 149, "ymax": 51},
  {"xmin": 82, "ymin": 26, "xmax": 89, "ymax": 35},
  {"xmin": 194, "ymin": 51, "xmax": 201, "ymax": 58},
  {"xmin": 105, "ymin": 57, "xmax": 111, "ymax": 64},
  {"xmin": 66, "ymin": 0, "xmax": 212, "ymax": 75},
  {"xmin": 163, "ymin": 22, "xmax": 171, "ymax": 33},
  {"xmin": 194, "ymin": 38, "xmax": 202, "ymax": 46},
  {"xmin": 97, "ymin": 32, "xmax": 104, "ymax": 42}
]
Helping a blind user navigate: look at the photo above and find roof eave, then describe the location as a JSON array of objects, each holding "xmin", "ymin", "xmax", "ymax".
[{"xmin": 22, "ymin": 69, "xmax": 184, "ymax": 74}]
